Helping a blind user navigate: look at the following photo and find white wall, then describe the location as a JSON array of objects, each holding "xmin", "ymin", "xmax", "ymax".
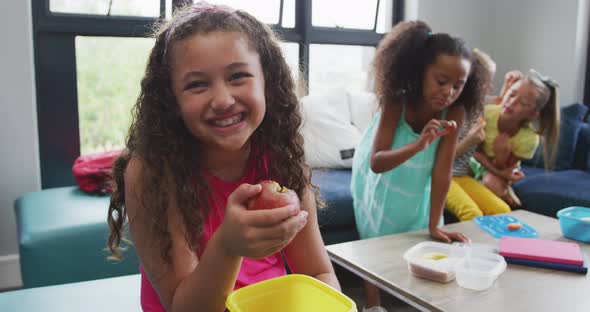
[
  {"xmin": 411, "ymin": 0, "xmax": 589, "ymax": 106},
  {"xmin": 0, "ymin": 0, "xmax": 39, "ymax": 289}
]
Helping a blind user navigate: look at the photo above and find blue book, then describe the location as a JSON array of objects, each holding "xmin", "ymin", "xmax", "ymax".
[{"xmin": 504, "ymin": 255, "xmax": 588, "ymax": 274}]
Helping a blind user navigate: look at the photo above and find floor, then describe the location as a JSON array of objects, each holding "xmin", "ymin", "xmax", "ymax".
[{"xmin": 335, "ymin": 264, "xmax": 420, "ymax": 312}]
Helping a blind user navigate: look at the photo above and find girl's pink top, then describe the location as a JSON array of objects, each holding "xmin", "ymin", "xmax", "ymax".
[{"xmin": 140, "ymin": 152, "xmax": 286, "ymax": 311}]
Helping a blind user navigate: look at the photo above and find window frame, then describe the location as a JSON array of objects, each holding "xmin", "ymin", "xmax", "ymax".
[{"xmin": 32, "ymin": 0, "xmax": 404, "ymax": 188}]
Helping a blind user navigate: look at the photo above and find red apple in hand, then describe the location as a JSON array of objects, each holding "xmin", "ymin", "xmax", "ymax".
[
  {"xmin": 448, "ymin": 120, "xmax": 457, "ymax": 131},
  {"xmin": 438, "ymin": 120, "xmax": 457, "ymax": 136},
  {"xmin": 443, "ymin": 120, "xmax": 457, "ymax": 132},
  {"xmin": 248, "ymin": 180, "xmax": 301, "ymax": 213}
]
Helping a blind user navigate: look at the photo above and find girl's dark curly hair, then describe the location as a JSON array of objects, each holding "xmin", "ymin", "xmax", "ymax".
[
  {"xmin": 373, "ymin": 20, "xmax": 488, "ymax": 122},
  {"xmin": 107, "ymin": 3, "xmax": 316, "ymax": 262}
]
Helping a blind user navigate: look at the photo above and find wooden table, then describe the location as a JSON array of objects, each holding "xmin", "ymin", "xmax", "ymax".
[{"xmin": 326, "ymin": 210, "xmax": 590, "ymax": 312}]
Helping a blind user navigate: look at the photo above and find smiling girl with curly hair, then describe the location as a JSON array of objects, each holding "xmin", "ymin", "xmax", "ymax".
[{"xmin": 107, "ymin": 2, "xmax": 339, "ymax": 311}]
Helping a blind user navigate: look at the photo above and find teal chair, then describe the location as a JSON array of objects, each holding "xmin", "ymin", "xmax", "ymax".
[{"xmin": 15, "ymin": 186, "xmax": 139, "ymax": 288}]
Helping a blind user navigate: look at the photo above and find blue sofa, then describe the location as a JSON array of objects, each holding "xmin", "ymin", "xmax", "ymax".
[
  {"xmin": 313, "ymin": 169, "xmax": 359, "ymax": 245},
  {"xmin": 514, "ymin": 103, "xmax": 590, "ymax": 217}
]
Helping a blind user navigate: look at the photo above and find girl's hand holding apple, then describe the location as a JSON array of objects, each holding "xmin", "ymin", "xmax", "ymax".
[
  {"xmin": 217, "ymin": 183, "xmax": 307, "ymax": 259},
  {"xmin": 416, "ymin": 119, "xmax": 457, "ymax": 151},
  {"xmin": 247, "ymin": 180, "xmax": 301, "ymax": 213}
]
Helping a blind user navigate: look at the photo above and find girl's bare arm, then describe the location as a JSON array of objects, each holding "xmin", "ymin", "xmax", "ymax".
[
  {"xmin": 125, "ymin": 158, "xmax": 242, "ymax": 312},
  {"xmin": 455, "ymin": 122, "xmax": 485, "ymax": 157},
  {"xmin": 473, "ymin": 151, "xmax": 522, "ymax": 182},
  {"xmin": 283, "ymin": 186, "xmax": 340, "ymax": 290},
  {"xmin": 429, "ymin": 106, "xmax": 464, "ymax": 230},
  {"xmin": 473, "ymin": 150, "xmax": 504, "ymax": 177},
  {"xmin": 370, "ymin": 103, "xmax": 422, "ymax": 173}
]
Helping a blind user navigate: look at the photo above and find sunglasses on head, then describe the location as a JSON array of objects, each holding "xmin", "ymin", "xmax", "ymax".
[{"xmin": 529, "ymin": 69, "xmax": 559, "ymax": 88}]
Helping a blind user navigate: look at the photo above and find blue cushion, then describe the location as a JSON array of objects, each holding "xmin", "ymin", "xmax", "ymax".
[
  {"xmin": 311, "ymin": 169, "xmax": 360, "ymax": 245},
  {"xmin": 514, "ymin": 168, "xmax": 590, "ymax": 217},
  {"xmin": 523, "ymin": 103, "xmax": 588, "ymax": 170},
  {"xmin": 574, "ymin": 122, "xmax": 590, "ymax": 171},
  {"xmin": 312, "ymin": 169, "xmax": 355, "ymax": 229},
  {"xmin": 587, "ymin": 104, "xmax": 590, "ymax": 170},
  {"xmin": 519, "ymin": 166, "xmax": 546, "ymax": 177},
  {"xmin": 15, "ymin": 187, "xmax": 139, "ymax": 288}
]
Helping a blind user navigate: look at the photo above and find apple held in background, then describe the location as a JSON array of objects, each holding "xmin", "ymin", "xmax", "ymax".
[
  {"xmin": 445, "ymin": 120, "xmax": 457, "ymax": 132},
  {"xmin": 437, "ymin": 120, "xmax": 457, "ymax": 136},
  {"xmin": 248, "ymin": 180, "xmax": 301, "ymax": 213}
]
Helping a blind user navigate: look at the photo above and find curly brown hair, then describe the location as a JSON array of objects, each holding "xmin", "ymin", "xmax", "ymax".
[
  {"xmin": 373, "ymin": 20, "xmax": 488, "ymax": 122},
  {"xmin": 469, "ymin": 48, "xmax": 493, "ymax": 121},
  {"xmin": 107, "ymin": 3, "xmax": 316, "ymax": 262}
]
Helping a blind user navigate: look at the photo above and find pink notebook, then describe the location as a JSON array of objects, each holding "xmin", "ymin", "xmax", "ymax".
[{"xmin": 499, "ymin": 237, "xmax": 584, "ymax": 266}]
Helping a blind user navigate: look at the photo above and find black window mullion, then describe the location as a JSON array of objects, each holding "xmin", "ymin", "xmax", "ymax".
[
  {"xmin": 393, "ymin": 0, "xmax": 405, "ymax": 26},
  {"xmin": 309, "ymin": 29, "xmax": 382, "ymax": 46},
  {"xmin": 296, "ymin": 0, "xmax": 311, "ymax": 94},
  {"xmin": 160, "ymin": 0, "xmax": 166, "ymax": 19},
  {"xmin": 373, "ymin": 0, "xmax": 380, "ymax": 32},
  {"xmin": 36, "ymin": 14, "xmax": 156, "ymax": 37},
  {"xmin": 278, "ymin": 0, "xmax": 284, "ymax": 27},
  {"xmin": 35, "ymin": 33, "xmax": 79, "ymax": 188},
  {"xmin": 270, "ymin": 27, "xmax": 302, "ymax": 43}
]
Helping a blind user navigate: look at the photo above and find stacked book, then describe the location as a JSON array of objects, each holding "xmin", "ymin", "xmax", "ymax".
[{"xmin": 499, "ymin": 237, "xmax": 587, "ymax": 274}]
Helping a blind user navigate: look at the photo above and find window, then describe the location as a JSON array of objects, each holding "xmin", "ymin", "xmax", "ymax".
[
  {"xmin": 76, "ymin": 37, "xmax": 154, "ymax": 154},
  {"xmin": 313, "ymin": 0, "xmax": 378, "ymax": 29},
  {"xmin": 312, "ymin": 0, "xmax": 393, "ymax": 32},
  {"xmin": 377, "ymin": 0, "xmax": 394, "ymax": 33},
  {"xmin": 33, "ymin": 0, "xmax": 403, "ymax": 188},
  {"xmin": 282, "ymin": 0, "xmax": 296, "ymax": 28},
  {"xmin": 198, "ymin": 0, "xmax": 295, "ymax": 27},
  {"xmin": 280, "ymin": 42, "xmax": 300, "ymax": 83},
  {"xmin": 309, "ymin": 44, "xmax": 375, "ymax": 93},
  {"xmin": 50, "ymin": 0, "xmax": 161, "ymax": 17}
]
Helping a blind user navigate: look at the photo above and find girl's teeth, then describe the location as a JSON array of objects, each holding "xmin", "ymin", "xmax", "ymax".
[{"xmin": 213, "ymin": 114, "xmax": 242, "ymax": 127}]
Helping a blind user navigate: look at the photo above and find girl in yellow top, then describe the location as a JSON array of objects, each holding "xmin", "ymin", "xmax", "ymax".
[{"xmin": 473, "ymin": 70, "xmax": 560, "ymax": 207}]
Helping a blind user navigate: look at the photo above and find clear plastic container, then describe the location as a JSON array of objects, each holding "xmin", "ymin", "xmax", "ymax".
[
  {"xmin": 403, "ymin": 242, "xmax": 506, "ymax": 289},
  {"xmin": 455, "ymin": 247, "xmax": 506, "ymax": 291},
  {"xmin": 402, "ymin": 242, "xmax": 465, "ymax": 283}
]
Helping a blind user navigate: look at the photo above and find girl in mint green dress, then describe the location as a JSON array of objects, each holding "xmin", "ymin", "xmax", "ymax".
[
  {"xmin": 352, "ymin": 105, "xmax": 448, "ymax": 238},
  {"xmin": 351, "ymin": 21, "xmax": 489, "ymax": 243},
  {"xmin": 352, "ymin": 21, "xmax": 490, "ymax": 311}
]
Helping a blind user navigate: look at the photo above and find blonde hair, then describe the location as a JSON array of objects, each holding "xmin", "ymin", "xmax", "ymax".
[{"xmin": 526, "ymin": 70, "xmax": 560, "ymax": 170}]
